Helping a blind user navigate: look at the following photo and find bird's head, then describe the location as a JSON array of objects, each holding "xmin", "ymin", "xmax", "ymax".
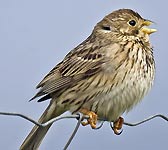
[{"xmin": 94, "ymin": 9, "xmax": 156, "ymax": 41}]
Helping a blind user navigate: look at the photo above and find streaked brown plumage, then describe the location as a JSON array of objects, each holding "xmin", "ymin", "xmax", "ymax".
[{"xmin": 20, "ymin": 9, "xmax": 156, "ymax": 150}]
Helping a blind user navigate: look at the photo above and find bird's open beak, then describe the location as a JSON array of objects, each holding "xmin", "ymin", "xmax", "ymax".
[{"xmin": 141, "ymin": 20, "xmax": 157, "ymax": 34}]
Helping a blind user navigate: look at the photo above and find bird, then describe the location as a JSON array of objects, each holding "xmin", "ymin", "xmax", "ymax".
[{"xmin": 20, "ymin": 9, "xmax": 156, "ymax": 150}]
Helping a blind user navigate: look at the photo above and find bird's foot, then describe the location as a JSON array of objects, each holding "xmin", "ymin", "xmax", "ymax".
[
  {"xmin": 112, "ymin": 117, "xmax": 124, "ymax": 135},
  {"xmin": 80, "ymin": 108, "xmax": 97, "ymax": 129}
]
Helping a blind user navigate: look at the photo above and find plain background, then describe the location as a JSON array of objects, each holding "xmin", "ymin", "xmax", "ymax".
[{"xmin": 0, "ymin": 1, "xmax": 167, "ymax": 150}]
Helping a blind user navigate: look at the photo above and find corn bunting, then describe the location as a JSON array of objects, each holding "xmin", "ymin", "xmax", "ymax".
[{"xmin": 20, "ymin": 9, "xmax": 156, "ymax": 150}]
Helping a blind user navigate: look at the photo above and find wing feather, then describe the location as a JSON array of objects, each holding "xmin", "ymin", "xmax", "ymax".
[{"xmin": 31, "ymin": 36, "xmax": 106, "ymax": 101}]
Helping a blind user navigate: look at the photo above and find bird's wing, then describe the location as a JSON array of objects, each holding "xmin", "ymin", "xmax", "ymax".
[{"xmin": 31, "ymin": 36, "xmax": 107, "ymax": 101}]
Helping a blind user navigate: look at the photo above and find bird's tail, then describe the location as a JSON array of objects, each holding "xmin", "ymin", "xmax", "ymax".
[{"xmin": 20, "ymin": 102, "xmax": 65, "ymax": 150}]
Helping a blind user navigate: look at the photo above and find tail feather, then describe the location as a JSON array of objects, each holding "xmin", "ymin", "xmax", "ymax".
[{"xmin": 20, "ymin": 102, "xmax": 65, "ymax": 150}]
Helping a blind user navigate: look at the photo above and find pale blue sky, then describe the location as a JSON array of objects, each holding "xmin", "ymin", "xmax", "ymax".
[{"xmin": 0, "ymin": 1, "xmax": 167, "ymax": 150}]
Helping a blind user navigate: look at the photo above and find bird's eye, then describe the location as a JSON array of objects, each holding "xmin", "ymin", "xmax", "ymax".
[
  {"xmin": 128, "ymin": 20, "xmax": 136, "ymax": 26},
  {"xmin": 102, "ymin": 26, "xmax": 111, "ymax": 31}
]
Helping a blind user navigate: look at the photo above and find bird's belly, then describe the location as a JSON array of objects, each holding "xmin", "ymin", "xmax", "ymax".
[{"xmin": 90, "ymin": 77, "xmax": 152, "ymax": 122}]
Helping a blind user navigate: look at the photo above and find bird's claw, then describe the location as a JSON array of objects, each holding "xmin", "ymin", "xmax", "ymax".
[
  {"xmin": 112, "ymin": 117, "xmax": 124, "ymax": 135},
  {"xmin": 80, "ymin": 109, "xmax": 97, "ymax": 129}
]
